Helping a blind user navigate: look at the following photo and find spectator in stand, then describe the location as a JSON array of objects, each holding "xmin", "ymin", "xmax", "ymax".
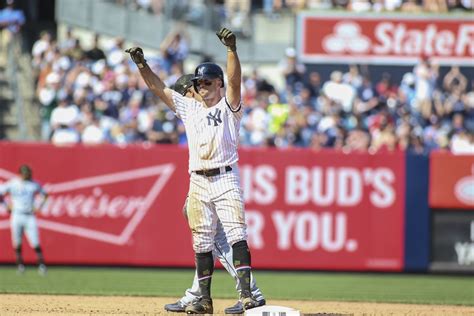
[
  {"xmin": 267, "ymin": 93, "xmax": 290, "ymax": 137},
  {"xmin": 376, "ymin": 72, "xmax": 398, "ymax": 102},
  {"xmin": 38, "ymin": 72, "xmax": 61, "ymax": 140},
  {"xmin": 451, "ymin": 129, "xmax": 474, "ymax": 154},
  {"xmin": 423, "ymin": 0, "xmax": 448, "ymax": 12},
  {"xmin": 413, "ymin": 58, "xmax": 439, "ymax": 120},
  {"xmin": 147, "ymin": 106, "xmax": 179, "ymax": 144},
  {"xmin": 401, "ymin": 0, "xmax": 423, "ymax": 12},
  {"xmin": 348, "ymin": 0, "xmax": 372, "ymax": 12},
  {"xmin": 159, "ymin": 29, "xmax": 189, "ymax": 74},
  {"xmin": 322, "ymin": 70, "xmax": 356, "ymax": 114},
  {"xmin": 279, "ymin": 47, "xmax": 306, "ymax": 95},
  {"xmin": 85, "ymin": 34, "xmax": 106, "ymax": 61},
  {"xmin": 225, "ymin": 0, "xmax": 251, "ymax": 36},
  {"xmin": 50, "ymin": 95, "xmax": 81, "ymax": 146},
  {"xmin": 443, "ymin": 66, "xmax": 468, "ymax": 94},
  {"xmin": 447, "ymin": 0, "xmax": 473, "ymax": 11},
  {"xmin": 58, "ymin": 27, "xmax": 77, "ymax": 52},
  {"xmin": 0, "ymin": 0, "xmax": 25, "ymax": 66},
  {"xmin": 304, "ymin": 71, "xmax": 322, "ymax": 107},
  {"xmin": 32, "ymin": 31, "xmax": 52, "ymax": 62},
  {"xmin": 344, "ymin": 126, "xmax": 371, "ymax": 152}
]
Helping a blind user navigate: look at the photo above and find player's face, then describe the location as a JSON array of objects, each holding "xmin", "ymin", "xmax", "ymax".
[
  {"xmin": 196, "ymin": 79, "xmax": 219, "ymax": 100},
  {"xmin": 20, "ymin": 168, "xmax": 32, "ymax": 180},
  {"xmin": 184, "ymin": 86, "xmax": 202, "ymax": 102},
  {"xmin": 183, "ymin": 88, "xmax": 192, "ymax": 97}
]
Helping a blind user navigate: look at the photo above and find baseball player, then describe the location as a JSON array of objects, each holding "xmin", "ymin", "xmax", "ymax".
[
  {"xmin": 126, "ymin": 28, "xmax": 260, "ymax": 313},
  {"xmin": 0, "ymin": 165, "xmax": 48, "ymax": 275},
  {"xmin": 164, "ymin": 74, "xmax": 266, "ymax": 313}
]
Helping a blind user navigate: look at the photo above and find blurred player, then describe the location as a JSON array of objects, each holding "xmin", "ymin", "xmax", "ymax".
[
  {"xmin": 0, "ymin": 165, "xmax": 48, "ymax": 275},
  {"xmin": 163, "ymin": 74, "xmax": 266, "ymax": 314},
  {"xmin": 126, "ymin": 27, "xmax": 260, "ymax": 313}
]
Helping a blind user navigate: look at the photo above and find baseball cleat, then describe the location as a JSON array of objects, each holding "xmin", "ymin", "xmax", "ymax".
[
  {"xmin": 38, "ymin": 264, "xmax": 47, "ymax": 276},
  {"xmin": 17, "ymin": 264, "xmax": 25, "ymax": 275},
  {"xmin": 225, "ymin": 299, "xmax": 266, "ymax": 314},
  {"xmin": 242, "ymin": 296, "xmax": 260, "ymax": 310},
  {"xmin": 164, "ymin": 300, "xmax": 187, "ymax": 312},
  {"xmin": 185, "ymin": 297, "xmax": 213, "ymax": 314}
]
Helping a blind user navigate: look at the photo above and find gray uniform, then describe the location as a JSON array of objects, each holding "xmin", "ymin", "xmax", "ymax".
[{"xmin": 0, "ymin": 177, "xmax": 46, "ymax": 248}]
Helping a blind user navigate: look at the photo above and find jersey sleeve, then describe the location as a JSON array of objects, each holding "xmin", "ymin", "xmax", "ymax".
[
  {"xmin": 225, "ymin": 97, "xmax": 244, "ymax": 121},
  {"xmin": 171, "ymin": 90, "xmax": 193, "ymax": 123},
  {"xmin": 35, "ymin": 182, "xmax": 47, "ymax": 195}
]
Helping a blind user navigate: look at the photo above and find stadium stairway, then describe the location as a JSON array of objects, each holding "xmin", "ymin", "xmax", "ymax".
[
  {"xmin": 0, "ymin": 39, "xmax": 40, "ymax": 141},
  {"xmin": 0, "ymin": 65, "xmax": 18, "ymax": 140}
]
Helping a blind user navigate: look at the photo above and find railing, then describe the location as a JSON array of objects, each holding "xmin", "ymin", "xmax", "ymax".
[
  {"xmin": 55, "ymin": 0, "xmax": 290, "ymax": 64},
  {"xmin": 4, "ymin": 32, "xmax": 27, "ymax": 140}
]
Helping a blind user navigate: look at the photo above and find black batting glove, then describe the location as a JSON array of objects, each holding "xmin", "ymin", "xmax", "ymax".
[
  {"xmin": 216, "ymin": 28, "xmax": 236, "ymax": 52},
  {"xmin": 125, "ymin": 47, "xmax": 147, "ymax": 68}
]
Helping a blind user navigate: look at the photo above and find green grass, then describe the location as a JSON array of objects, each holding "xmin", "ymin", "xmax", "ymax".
[{"xmin": 0, "ymin": 266, "xmax": 472, "ymax": 306}]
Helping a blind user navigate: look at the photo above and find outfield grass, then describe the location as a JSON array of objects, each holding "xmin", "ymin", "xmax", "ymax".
[{"xmin": 0, "ymin": 266, "xmax": 472, "ymax": 306}]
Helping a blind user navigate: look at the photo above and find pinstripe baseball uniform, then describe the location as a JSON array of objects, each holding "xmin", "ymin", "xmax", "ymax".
[
  {"xmin": 179, "ymin": 197, "xmax": 264, "ymax": 305},
  {"xmin": 171, "ymin": 90, "xmax": 247, "ymax": 253},
  {"xmin": 0, "ymin": 177, "xmax": 46, "ymax": 248}
]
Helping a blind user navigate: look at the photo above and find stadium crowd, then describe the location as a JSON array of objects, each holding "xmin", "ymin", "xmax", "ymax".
[
  {"xmin": 113, "ymin": 0, "xmax": 473, "ymax": 37},
  {"xmin": 31, "ymin": 27, "xmax": 473, "ymax": 154},
  {"xmin": 116, "ymin": 0, "xmax": 473, "ymax": 14}
]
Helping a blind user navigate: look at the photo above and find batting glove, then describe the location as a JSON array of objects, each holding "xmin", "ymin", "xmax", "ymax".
[
  {"xmin": 216, "ymin": 28, "xmax": 236, "ymax": 52},
  {"xmin": 125, "ymin": 47, "xmax": 147, "ymax": 68}
]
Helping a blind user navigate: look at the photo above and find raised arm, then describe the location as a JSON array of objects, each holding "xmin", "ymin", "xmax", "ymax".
[
  {"xmin": 216, "ymin": 28, "xmax": 241, "ymax": 110},
  {"xmin": 125, "ymin": 47, "xmax": 175, "ymax": 111}
]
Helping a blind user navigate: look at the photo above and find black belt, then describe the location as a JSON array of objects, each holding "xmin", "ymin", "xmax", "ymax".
[{"xmin": 195, "ymin": 166, "xmax": 232, "ymax": 177}]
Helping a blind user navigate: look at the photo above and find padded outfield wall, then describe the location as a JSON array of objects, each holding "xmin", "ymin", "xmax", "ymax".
[{"xmin": 0, "ymin": 142, "xmax": 440, "ymax": 271}]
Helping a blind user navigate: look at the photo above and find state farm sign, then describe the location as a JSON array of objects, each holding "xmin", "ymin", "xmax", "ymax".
[{"xmin": 297, "ymin": 13, "xmax": 474, "ymax": 65}]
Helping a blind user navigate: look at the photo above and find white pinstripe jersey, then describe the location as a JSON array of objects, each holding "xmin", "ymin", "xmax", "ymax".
[{"xmin": 171, "ymin": 90, "xmax": 243, "ymax": 172}]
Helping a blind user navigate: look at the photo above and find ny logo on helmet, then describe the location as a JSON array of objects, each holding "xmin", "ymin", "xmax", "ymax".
[{"xmin": 207, "ymin": 108, "xmax": 222, "ymax": 126}]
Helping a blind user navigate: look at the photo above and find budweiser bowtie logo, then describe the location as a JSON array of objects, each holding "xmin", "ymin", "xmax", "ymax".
[{"xmin": 0, "ymin": 164, "xmax": 175, "ymax": 245}]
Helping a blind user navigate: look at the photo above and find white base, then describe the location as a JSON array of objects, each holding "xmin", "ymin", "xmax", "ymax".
[{"xmin": 245, "ymin": 305, "xmax": 300, "ymax": 316}]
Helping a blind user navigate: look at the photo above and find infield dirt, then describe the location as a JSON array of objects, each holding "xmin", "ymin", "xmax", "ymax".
[{"xmin": 1, "ymin": 294, "xmax": 473, "ymax": 315}]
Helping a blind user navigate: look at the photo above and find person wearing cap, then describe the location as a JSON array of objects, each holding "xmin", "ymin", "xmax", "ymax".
[
  {"xmin": 126, "ymin": 27, "xmax": 263, "ymax": 313},
  {"xmin": 0, "ymin": 0, "xmax": 25, "ymax": 66},
  {"xmin": 0, "ymin": 165, "xmax": 48, "ymax": 275},
  {"xmin": 163, "ymin": 74, "xmax": 266, "ymax": 313},
  {"xmin": 278, "ymin": 46, "xmax": 306, "ymax": 94}
]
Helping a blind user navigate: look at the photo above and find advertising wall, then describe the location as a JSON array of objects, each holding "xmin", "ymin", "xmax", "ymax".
[
  {"xmin": 0, "ymin": 143, "xmax": 409, "ymax": 270},
  {"xmin": 431, "ymin": 211, "xmax": 474, "ymax": 271},
  {"xmin": 297, "ymin": 13, "xmax": 474, "ymax": 65},
  {"xmin": 429, "ymin": 152, "xmax": 473, "ymax": 271},
  {"xmin": 429, "ymin": 152, "xmax": 474, "ymax": 209}
]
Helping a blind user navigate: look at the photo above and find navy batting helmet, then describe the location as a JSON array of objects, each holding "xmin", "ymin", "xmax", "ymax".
[
  {"xmin": 172, "ymin": 74, "xmax": 194, "ymax": 96},
  {"xmin": 191, "ymin": 62, "xmax": 224, "ymax": 90}
]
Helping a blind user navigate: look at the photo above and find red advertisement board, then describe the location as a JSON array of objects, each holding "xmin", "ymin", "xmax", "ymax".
[
  {"xmin": 0, "ymin": 143, "xmax": 405, "ymax": 271},
  {"xmin": 297, "ymin": 13, "xmax": 474, "ymax": 65},
  {"xmin": 429, "ymin": 152, "xmax": 474, "ymax": 209}
]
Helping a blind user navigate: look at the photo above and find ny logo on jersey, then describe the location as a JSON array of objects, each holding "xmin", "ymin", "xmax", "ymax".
[{"xmin": 207, "ymin": 108, "xmax": 222, "ymax": 126}]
